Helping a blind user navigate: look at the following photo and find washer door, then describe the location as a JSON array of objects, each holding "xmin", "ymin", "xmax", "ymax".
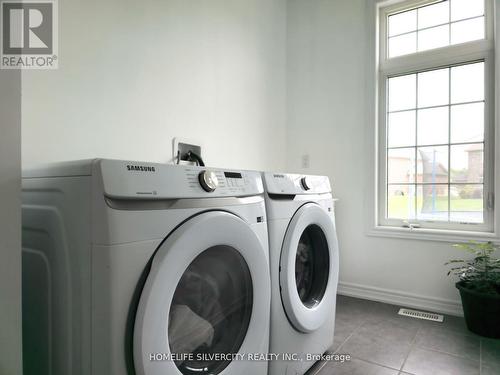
[
  {"xmin": 279, "ymin": 203, "xmax": 338, "ymax": 333},
  {"xmin": 134, "ymin": 211, "xmax": 270, "ymax": 375}
]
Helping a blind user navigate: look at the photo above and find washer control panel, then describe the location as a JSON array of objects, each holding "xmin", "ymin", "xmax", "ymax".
[
  {"xmin": 185, "ymin": 169, "xmax": 254, "ymax": 194},
  {"xmin": 98, "ymin": 159, "xmax": 263, "ymax": 199},
  {"xmin": 263, "ymin": 172, "xmax": 331, "ymax": 195}
]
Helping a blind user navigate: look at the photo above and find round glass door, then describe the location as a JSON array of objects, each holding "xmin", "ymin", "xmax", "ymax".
[
  {"xmin": 134, "ymin": 211, "xmax": 271, "ymax": 375},
  {"xmin": 279, "ymin": 203, "xmax": 338, "ymax": 333},
  {"xmin": 295, "ymin": 225, "xmax": 330, "ymax": 308},
  {"xmin": 168, "ymin": 246, "xmax": 253, "ymax": 375}
]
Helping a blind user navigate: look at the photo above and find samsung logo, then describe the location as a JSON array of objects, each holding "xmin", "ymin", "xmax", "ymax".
[{"xmin": 126, "ymin": 165, "xmax": 156, "ymax": 172}]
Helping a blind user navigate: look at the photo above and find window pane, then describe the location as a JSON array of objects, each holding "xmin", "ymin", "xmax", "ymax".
[
  {"xmin": 451, "ymin": 17, "xmax": 485, "ymax": 45},
  {"xmin": 387, "ymin": 0, "xmax": 486, "ymax": 59},
  {"xmin": 418, "ymin": 68, "xmax": 449, "ymax": 108},
  {"xmin": 450, "ymin": 144, "xmax": 483, "ymax": 183},
  {"xmin": 418, "ymin": 1, "xmax": 449, "ymax": 29},
  {"xmin": 450, "ymin": 102, "xmax": 484, "ymax": 143},
  {"xmin": 417, "ymin": 184, "xmax": 449, "ymax": 221},
  {"xmin": 418, "ymin": 25, "xmax": 450, "ymax": 52},
  {"xmin": 389, "ymin": 9, "xmax": 417, "ymax": 36},
  {"xmin": 417, "ymin": 107, "xmax": 449, "ymax": 145},
  {"xmin": 389, "ymin": 33, "xmax": 417, "ymax": 58},
  {"xmin": 417, "ymin": 146, "xmax": 448, "ymax": 184},
  {"xmin": 451, "ymin": 62, "xmax": 484, "ymax": 104},
  {"xmin": 450, "ymin": 184, "xmax": 483, "ymax": 223},
  {"xmin": 388, "ymin": 111, "xmax": 416, "ymax": 147},
  {"xmin": 388, "ymin": 148, "xmax": 415, "ymax": 183},
  {"xmin": 451, "ymin": 0, "xmax": 484, "ymax": 22},
  {"xmin": 388, "ymin": 74, "xmax": 416, "ymax": 111},
  {"xmin": 388, "ymin": 185, "xmax": 416, "ymax": 219}
]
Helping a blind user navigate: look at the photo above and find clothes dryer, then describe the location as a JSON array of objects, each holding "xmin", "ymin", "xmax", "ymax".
[
  {"xmin": 22, "ymin": 159, "xmax": 271, "ymax": 375},
  {"xmin": 263, "ymin": 173, "xmax": 339, "ymax": 375}
]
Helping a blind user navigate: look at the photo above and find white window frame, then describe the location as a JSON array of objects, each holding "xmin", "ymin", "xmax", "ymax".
[{"xmin": 376, "ymin": 0, "xmax": 496, "ymax": 237}]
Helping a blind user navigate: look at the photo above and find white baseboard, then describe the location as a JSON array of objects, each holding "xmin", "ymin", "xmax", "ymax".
[{"xmin": 337, "ymin": 282, "xmax": 464, "ymax": 317}]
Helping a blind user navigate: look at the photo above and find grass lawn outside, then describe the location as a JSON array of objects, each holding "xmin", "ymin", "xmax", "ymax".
[{"xmin": 388, "ymin": 196, "xmax": 483, "ymax": 219}]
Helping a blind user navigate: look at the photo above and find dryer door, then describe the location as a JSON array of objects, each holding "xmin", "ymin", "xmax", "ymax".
[
  {"xmin": 133, "ymin": 211, "xmax": 270, "ymax": 375},
  {"xmin": 279, "ymin": 203, "xmax": 339, "ymax": 333}
]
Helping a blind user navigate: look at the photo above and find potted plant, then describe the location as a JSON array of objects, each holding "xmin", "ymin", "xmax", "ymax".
[{"xmin": 445, "ymin": 241, "xmax": 500, "ymax": 338}]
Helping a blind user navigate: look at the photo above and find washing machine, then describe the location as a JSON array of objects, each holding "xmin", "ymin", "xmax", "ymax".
[
  {"xmin": 21, "ymin": 158, "xmax": 271, "ymax": 375},
  {"xmin": 262, "ymin": 173, "xmax": 339, "ymax": 375}
]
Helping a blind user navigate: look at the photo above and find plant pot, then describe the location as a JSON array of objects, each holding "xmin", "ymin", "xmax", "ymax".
[{"xmin": 456, "ymin": 281, "xmax": 500, "ymax": 338}]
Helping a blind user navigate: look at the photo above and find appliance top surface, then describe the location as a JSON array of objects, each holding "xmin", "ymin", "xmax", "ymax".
[
  {"xmin": 22, "ymin": 159, "xmax": 95, "ymax": 178},
  {"xmin": 23, "ymin": 158, "xmax": 264, "ymax": 199},
  {"xmin": 263, "ymin": 172, "xmax": 331, "ymax": 195}
]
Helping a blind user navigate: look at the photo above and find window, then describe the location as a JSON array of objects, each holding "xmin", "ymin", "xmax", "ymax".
[
  {"xmin": 378, "ymin": 0, "xmax": 495, "ymax": 233},
  {"xmin": 388, "ymin": 0, "xmax": 486, "ymax": 58}
]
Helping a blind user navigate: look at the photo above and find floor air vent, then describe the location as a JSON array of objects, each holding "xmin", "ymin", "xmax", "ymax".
[{"xmin": 398, "ymin": 308, "xmax": 444, "ymax": 322}]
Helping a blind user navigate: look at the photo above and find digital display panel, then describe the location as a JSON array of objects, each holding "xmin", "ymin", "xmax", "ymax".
[{"xmin": 224, "ymin": 172, "xmax": 243, "ymax": 179}]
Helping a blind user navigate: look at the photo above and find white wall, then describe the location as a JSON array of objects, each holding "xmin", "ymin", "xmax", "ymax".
[
  {"xmin": 22, "ymin": 0, "xmax": 287, "ymax": 172},
  {"xmin": 0, "ymin": 70, "xmax": 22, "ymax": 373},
  {"xmin": 286, "ymin": 0, "xmax": 499, "ymax": 315}
]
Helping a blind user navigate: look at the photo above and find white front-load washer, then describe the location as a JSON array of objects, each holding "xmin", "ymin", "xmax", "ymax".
[
  {"xmin": 21, "ymin": 159, "xmax": 271, "ymax": 375},
  {"xmin": 263, "ymin": 173, "xmax": 339, "ymax": 375}
]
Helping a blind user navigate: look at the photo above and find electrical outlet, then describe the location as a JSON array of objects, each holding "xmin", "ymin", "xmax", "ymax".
[{"xmin": 301, "ymin": 154, "xmax": 310, "ymax": 169}]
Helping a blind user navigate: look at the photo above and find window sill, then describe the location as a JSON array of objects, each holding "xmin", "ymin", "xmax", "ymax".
[{"xmin": 367, "ymin": 225, "xmax": 499, "ymax": 244}]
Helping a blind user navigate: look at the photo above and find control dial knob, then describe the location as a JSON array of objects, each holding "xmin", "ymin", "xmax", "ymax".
[
  {"xmin": 300, "ymin": 176, "xmax": 311, "ymax": 191},
  {"xmin": 199, "ymin": 170, "xmax": 219, "ymax": 192}
]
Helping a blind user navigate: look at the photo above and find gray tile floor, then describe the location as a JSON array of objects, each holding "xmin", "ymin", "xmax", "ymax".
[{"xmin": 311, "ymin": 295, "xmax": 500, "ymax": 375}]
